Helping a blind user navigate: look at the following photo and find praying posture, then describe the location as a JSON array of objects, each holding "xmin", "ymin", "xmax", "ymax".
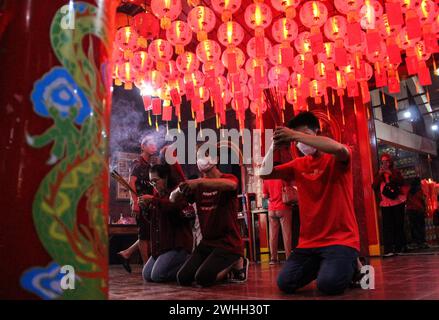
[
  {"xmin": 171, "ymin": 148, "xmax": 248, "ymax": 287},
  {"xmin": 260, "ymin": 111, "xmax": 360, "ymax": 295},
  {"xmin": 138, "ymin": 164, "xmax": 193, "ymax": 283}
]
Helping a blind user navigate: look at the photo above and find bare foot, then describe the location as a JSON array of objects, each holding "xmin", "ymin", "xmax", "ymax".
[{"xmin": 117, "ymin": 251, "xmax": 130, "ymax": 260}]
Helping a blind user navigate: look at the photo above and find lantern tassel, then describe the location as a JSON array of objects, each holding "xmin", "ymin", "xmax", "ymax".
[
  {"xmin": 155, "ymin": 116, "xmax": 159, "ymax": 132},
  {"xmin": 381, "ymin": 89, "xmax": 386, "ymax": 104},
  {"xmin": 148, "ymin": 111, "xmax": 152, "ymax": 126}
]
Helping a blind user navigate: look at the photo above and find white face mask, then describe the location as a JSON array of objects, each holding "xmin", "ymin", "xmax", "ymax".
[
  {"xmin": 197, "ymin": 155, "xmax": 216, "ymax": 173},
  {"xmin": 296, "ymin": 142, "xmax": 317, "ymax": 156}
]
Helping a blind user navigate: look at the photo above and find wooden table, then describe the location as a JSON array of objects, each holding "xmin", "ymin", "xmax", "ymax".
[{"xmin": 109, "ymin": 224, "xmax": 138, "ymax": 238}]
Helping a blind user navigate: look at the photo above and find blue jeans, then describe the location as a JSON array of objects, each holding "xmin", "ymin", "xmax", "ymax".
[
  {"xmin": 142, "ymin": 249, "xmax": 189, "ymax": 283},
  {"xmin": 277, "ymin": 245, "xmax": 359, "ymax": 295}
]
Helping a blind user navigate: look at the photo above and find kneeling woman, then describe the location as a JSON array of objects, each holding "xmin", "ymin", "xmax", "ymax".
[{"xmin": 138, "ymin": 164, "xmax": 193, "ymax": 283}]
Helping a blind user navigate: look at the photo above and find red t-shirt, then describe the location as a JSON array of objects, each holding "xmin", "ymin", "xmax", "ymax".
[
  {"xmin": 273, "ymin": 150, "xmax": 360, "ymax": 251},
  {"xmin": 263, "ymin": 179, "xmax": 291, "ymax": 211},
  {"xmin": 194, "ymin": 173, "xmax": 243, "ymax": 255}
]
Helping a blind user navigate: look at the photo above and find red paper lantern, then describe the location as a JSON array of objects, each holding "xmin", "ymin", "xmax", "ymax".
[
  {"xmin": 202, "ymin": 61, "xmax": 225, "ymax": 77},
  {"xmin": 166, "ymin": 20, "xmax": 193, "ymax": 55},
  {"xmin": 359, "ymin": 0, "xmax": 383, "ymax": 30},
  {"xmin": 299, "ymin": 1, "xmax": 328, "ymax": 30},
  {"xmin": 417, "ymin": 0, "xmax": 437, "ymax": 24},
  {"xmin": 221, "ymin": 47, "xmax": 246, "ymax": 71},
  {"xmin": 187, "ymin": 6, "xmax": 217, "ymax": 41},
  {"xmin": 211, "ymin": 0, "xmax": 242, "ymax": 22},
  {"xmin": 272, "ymin": 18, "xmax": 298, "ymax": 44},
  {"xmin": 196, "ymin": 40, "xmax": 222, "ymax": 64},
  {"xmin": 217, "ymin": 21, "xmax": 245, "ymax": 47},
  {"xmin": 115, "ymin": 26, "xmax": 139, "ymax": 59},
  {"xmin": 151, "ymin": 0, "xmax": 182, "ymax": 29},
  {"xmin": 176, "ymin": 51, "xmax": 200, "ymax": 74},
  {"xmin": 130, "ymin": 51, "xmax": 154, "ymax": 74},
  {"xmin": 148, "ymin": 39, "xmax": 174, "ymax": 71},
  {"xmin": 294, "ymin": 32, "xmax": 312, "ymax": 54},
  {"xmin": 334, "ymin": 0, "xmax": 365, "ymax": 15},
  {"xmin": 271, "ymin": 0, "xmax": 302, "ymax": 20},
  {"xmin": 134, "ymin": 12, "xmax": 160, "ymax": 41},
  {"xmin": 244, "ymin": 3, "xmax": 273, "ymax": 34},
  {"xmin": 184, "ymin": 70, "xmax": 205, "ymax": 87},
  {"xmin": 324, "ymin": 15, "xmax": 348, "ymax": 41}
]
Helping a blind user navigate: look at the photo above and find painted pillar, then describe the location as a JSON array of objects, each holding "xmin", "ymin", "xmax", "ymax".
[
  {"xmin": 0, "ymin": 0, "xmax": 116, "ymax": 299},
  {"xmin": 354, "ymin": 97, "xmax": 381, "ymax": 256}
]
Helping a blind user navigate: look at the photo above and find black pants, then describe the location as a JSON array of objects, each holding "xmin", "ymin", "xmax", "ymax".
[
  {"xmin": 407, "ymin": 209, "xmax": 426, "ymax": 245},
  {"xmin": 291, "ymin": 204, "xmax": 300, "ymax": 249},
  {"xmin": 277, "ymin": 245, "xmax": 358, "ymax": 295},
  {"xmin": 381, "ymin": 203, "xmax": 406, "ymax": 253},
  {"xmin": 176, "ymin": 243, "xmax": 240, "ymax": 287}
]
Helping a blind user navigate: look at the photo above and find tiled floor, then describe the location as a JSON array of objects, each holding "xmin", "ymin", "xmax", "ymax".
[{"xmin": 109, "ymin": 254, "xmax": 439, "ymax": 300}]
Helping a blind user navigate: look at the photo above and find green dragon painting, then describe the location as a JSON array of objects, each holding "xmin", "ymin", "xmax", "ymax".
[{"xmin": 21, "ymin": 2, "xmax": 114, "ymax": 299}]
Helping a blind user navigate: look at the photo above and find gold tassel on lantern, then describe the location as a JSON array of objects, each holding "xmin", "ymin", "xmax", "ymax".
[
  {"xmin": 175, "ymin": 45, "xmax": 185, "ymax": 55},
  {"xmin": 155, "ymin": 116, "xmax": 159, "ymax": 132},
  {"xmin": 148, "ymin": 111, "xmax": 152, "ymax": 126},
  {"xmin": 156, "ymin": 60, "xmax": 165, "ymax": 72},
  {"xmin": 394, "ymin": 96, "xmax": 398, "ymax": 110},
  {"xmin": 286, "ymin": 6, "xmax": 296, "ymax": 19},
  {"xmin": 137, "ymin": 37, "xmax": 147, "ymax": 49},
  {"xmin": 222, "ymin": 10, "xmax": 233, "ymax": 22},
  {"xmin": 187, "ymin": 0, "xmax": 199, "ymax": 7},
  {"xmin": 426, "ymin": 87, "xmax": 431, "ymax": 104},
  {"xmin": 160, "ymin": 17, "xmax": 171, "ymax": 30},
  {"xmin": 197, "ymin": 31, "xmax": 208, "ymax": 42},
  {"xmin": 381, "ymin": 89, "xmax": 386, "ymax": 104}
]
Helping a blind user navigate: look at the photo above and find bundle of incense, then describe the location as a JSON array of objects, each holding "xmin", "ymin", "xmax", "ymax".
[
  {"xmin": 110, "ymin": 170, "xmax": 137, "ymax": 196},
  {"xmin": 263, "ymin": 87, "xmax": 283, "ymax": 126}
]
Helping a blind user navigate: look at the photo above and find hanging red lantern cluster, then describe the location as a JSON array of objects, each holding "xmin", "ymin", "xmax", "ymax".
[{"xmin": 112, "ymin": 0, "xmax": 439, "ymax": 128}]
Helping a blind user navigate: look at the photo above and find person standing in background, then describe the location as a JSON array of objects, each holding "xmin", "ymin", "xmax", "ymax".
[
  {"xmin": 406, "ymin": 177, "xmax": 429, "ymax": 250},
  {"xmin": 372, "ymin": 153, "xmax": 407, "ymax": 257},
  {"xmin": 117, "ymin": 136, "xmax": 157, "ymax": 272},
  {"xmin": 263, "ymin": 174, "xmax": 293, "ymax": 264}
]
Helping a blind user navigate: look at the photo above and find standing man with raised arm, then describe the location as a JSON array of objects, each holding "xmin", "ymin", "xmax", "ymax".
[
  {"xmin": 259, "ymin": 111, "xmax": 360, "ymax": 295},
  {"xmin": 117, "ymin": 136, "xmax": 157, "ymax": 273}
]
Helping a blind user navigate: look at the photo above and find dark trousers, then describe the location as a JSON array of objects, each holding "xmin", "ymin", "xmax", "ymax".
[
  {"xmin": 277, "ymin": 245, "xmax": 358, "ymax": 295},
  {"xmin": 176, "ymin": 243, "xmax": 240, "ymax": 287},
  {"xmin": 407, "ymin": 209, "xmax": 426, "ymax": 245},
  {"xmin": 381, "ymin": 203, "xmax": 406, "ymax": 253}
]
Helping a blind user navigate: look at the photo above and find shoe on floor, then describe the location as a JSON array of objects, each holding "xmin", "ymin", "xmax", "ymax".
[
  {"xmin": 228, "ymin": 257, "xmax": 249, "ymax": 283},
  {"xmin": 383, "ymin": 252, "xmax": 395, "ymax": 258},
  {"xmin": 269, "ymin": 259, "xmax": 279, "ymax": 265},
  {"xmin": 117, "ymin": 253, "xmax": 132, "ymax": 273}
]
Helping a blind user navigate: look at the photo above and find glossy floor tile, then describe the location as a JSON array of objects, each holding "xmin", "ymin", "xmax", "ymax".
[{"xmin": 109, "ymin": 254, "xmax": 439, "ymax": 300}]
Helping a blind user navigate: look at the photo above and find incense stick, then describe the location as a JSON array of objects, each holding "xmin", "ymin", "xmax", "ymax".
[
  {"xmin": 110, "ymin": 170, "xmax": 137, "ymax": 196},
  {"xmin": 263, "ymin": 87, "xmax": 283, "ymax": 126}
]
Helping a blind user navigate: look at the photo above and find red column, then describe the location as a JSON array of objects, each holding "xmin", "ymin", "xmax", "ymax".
[
  {"xmin": 354, "ymin": 97, "xmax": 381, "ymax": 256},
  {"xmin": 0, "ymin": 0, "xmax": 115, "ymax": 299}
]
